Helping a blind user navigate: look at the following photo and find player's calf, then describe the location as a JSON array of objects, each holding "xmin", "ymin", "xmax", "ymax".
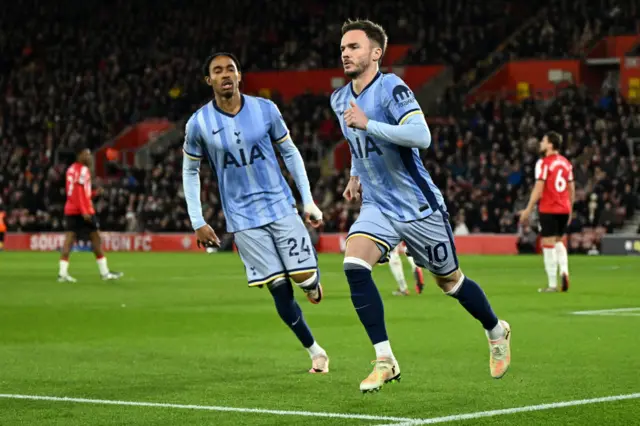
[
  {"xmin": 434, "ymin": 270, "xmax": 502, "ymax": 335},
  {"xmin": 389, "ymin": 248, "xmax": 409, "ymax": 295},
  {"xmin": 290, "ymin": 270, "xmax": 323, "ymax": 304},
  {"xmin": 58, "ymin": 232, "xmax": 76, "ymax": 281},
  {"xmin": 541, "ymin": 236, "xmax": 559, "ymax": 291},
  {"xmin": 434, "ymin": 269, "xmax": 511, "ymax": 378},
  {"xmin": 554, "ymin": 237, "xmax": 570, "ymax": 292},
  {"xmin": 344, "ymin": 236, "xmax": 401, "ymax": 391},
  {"xmin": 267, "ymin": 278, "xmax": 328, "ymax": 372},
  {"xmin": 343, "ymin": 244, "xmax": 392, "ymax": 357},
  {"xmin": 89, "ymin": 231, "xmax": 122, "ymax": 280}
]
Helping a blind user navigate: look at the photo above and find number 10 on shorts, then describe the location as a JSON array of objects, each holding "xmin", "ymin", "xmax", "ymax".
[{"xmin": 425, "ymin": 242, "xmax": 449, "ymax": 264}]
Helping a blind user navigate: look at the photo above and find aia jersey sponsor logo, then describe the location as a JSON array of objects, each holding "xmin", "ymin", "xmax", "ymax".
[
  {"xmin": 347, "ymin": 135, "xmax": 382, "ymax": 159},
  {"xmin": 222, "ymin": 145, "xmax": 266, "ymax": 169}
]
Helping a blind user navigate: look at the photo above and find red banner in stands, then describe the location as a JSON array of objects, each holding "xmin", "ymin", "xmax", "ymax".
[
  {"xmin": 589, "ymin": 35, "xmax": 640, "ymax": 59},
  {"xmin": 382, "ymin": 45, "xmax": 411, "ymax": 66},
  {"xmin": 6, "ymin": 232, "xmax": 518, "ymax": 255},
  {"xmin": 469, "ymin": 60, "xmax": 585, "ymax": 102},
  {"xmin": 95, "ymin": 120, "xmax": 174, "ymax": 176},
  {"xmin": 243, "ymin": 65, "xmax": 444, "ymax": 101}
]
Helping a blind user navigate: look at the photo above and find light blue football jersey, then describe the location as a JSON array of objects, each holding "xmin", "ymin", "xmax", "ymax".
[
  {"xmin": 183, "ymin": 95, "xmax": 297, "ymax": 233},
  {"xmin": 330, "ymin": 72, "xmax": 445, "ymax": 221}
]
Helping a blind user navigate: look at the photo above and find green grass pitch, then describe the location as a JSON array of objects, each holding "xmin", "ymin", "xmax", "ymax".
[{"xmin": 1, "ymin": 252, "xmax": 639, "ymax": 425}]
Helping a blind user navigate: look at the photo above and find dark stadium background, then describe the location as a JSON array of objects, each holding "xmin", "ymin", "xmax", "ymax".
[{"xmin": 0, "ymin": 0, "xmax": 638, "ymax": 252}]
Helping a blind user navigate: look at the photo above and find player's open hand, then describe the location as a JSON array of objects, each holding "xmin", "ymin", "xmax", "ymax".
[
  {"xmin": 344, "ymin": 101, "xmax": 369, "ymax": 130},
  {"xmin": 304, "ymin": 203, "xmax": 324, "ymax": 229},
  {"xmin": 195, "ymin": 224, "xmax": 220, "ymax": 249},
  {"xmin": 343, "ymin": 176, "xmax": 361, "ymax": 202},
  {"xmin": 518, "ymin": 209, "xmax": 531, "ymax": 224}
]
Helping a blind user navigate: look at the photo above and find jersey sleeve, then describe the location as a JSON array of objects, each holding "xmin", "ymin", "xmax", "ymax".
[
  {"xmin": 268, "ymin": 101, "xmax": 290, "ymax": 144},
  {"xmin": 567, "ymin": 162, "xmax": 574, "ymax": 182},
  {"xmin": 183, "ymin": 116, "xmax": 204, "ymax": 160},
  {"xmin": 535, "ymin": 159, "xmax": 548, "ymax": 181},
  {"xmin": 77, "ymin": 166, "xmax": 90, "ymax": 185},
  {"xmin": 74, "ymin": 178, "xmax": 92, "ymax": 215},
  {"xmin": 381, "ymin": 74, "xmax": 424, "ymax": 125}
]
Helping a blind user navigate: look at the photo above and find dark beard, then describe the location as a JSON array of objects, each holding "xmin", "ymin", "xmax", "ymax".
[
  {"xmin": 346, "ymin": 71, "xmax": 361, "ymax": 79},
  {"xmin": 219, "ymin": 90, "xmax": 234, "ymax": 99},
  {"xmin": 345, "ymin": 66, "xmax": 362, "ymax": 79}
]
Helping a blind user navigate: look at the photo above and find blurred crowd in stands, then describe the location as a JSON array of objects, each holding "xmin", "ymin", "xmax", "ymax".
[
  {"xmin": 1, "ymin": 0, "xmax": 639, "ymax": 253},
  {"xmin": 428, "ymin": 85, "xmax": 640, "ymax": 253}
]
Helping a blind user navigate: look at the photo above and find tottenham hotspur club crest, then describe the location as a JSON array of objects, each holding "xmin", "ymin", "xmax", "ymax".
[{"xmin": 392, "ymin": 84, "xmax": 414, "ymax": 108}]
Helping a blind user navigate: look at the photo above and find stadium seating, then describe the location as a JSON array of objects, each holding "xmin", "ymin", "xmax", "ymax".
[
  {"xmin": 501, "ymin": 0, "xmax": 640, "ymax": 61},
  {"xmin": 424, "ymin": 85, "xmax": 640, "ymax": 250},
  {"xmin": 1, "ymin": 1, "xmax": 638, "ymax": 251},
  {"xmin": 402, "ymin": 0, "xmax": 541, "ymax": 75}
]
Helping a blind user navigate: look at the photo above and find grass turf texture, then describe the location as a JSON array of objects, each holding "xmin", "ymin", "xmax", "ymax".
[{"xmin": 1, "ymin": 252, "xmax": 638, "ymax": 425}]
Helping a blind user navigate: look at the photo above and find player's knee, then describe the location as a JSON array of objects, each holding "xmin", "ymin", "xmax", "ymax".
[
  {"xmin": 290, "ymin": 271, "xmax": 314, "ymax": 283},
  {"xmin": 290, "ymin": 270, "xmax": 319, "ymax": 289},
  {"xmin": 267, "ymin": 277, "xmax": 290, "ymax": 292},
  {"xmin": 345, "ymin": 236, "xmax": 382, "ymax": 266},
  {"xmin": 343, "ymin": 256, "xmax": 373, "ymax": 290},
  {"xmin": 434, "ymin": 268, "xmax": 463, "ymax": 293}
]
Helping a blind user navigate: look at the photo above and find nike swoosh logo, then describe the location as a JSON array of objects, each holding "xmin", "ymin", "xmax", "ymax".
[
  {"xmin": 292, "ymin": 316, "xmax": 301, "ymax": 326},
  {"xmin": 297, "ymin": 257, "xmax": 310, "ymax": 264},
  {"xmin": 355, "ymin": 304, "xmax": 370, "ymax": 310},
  {"xmin": 430, "ymin": 263, "xmax": 446, "ymax": 271},
  {"xmin": 212, "ymin": 128, "xmax": 223, "ymax": 135}
]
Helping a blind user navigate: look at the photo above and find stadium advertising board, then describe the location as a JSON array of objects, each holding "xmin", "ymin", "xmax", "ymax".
[
  {"xmin": 7, "ymin": 233, "xmax": 201, "ymax": 252},
  {"xmin": 600, "ymin": 235, "xmax": 640, "ymax": 256},
  {"xmin": 5, "ymin": 233, "xmax": 518, "ymax": 254},
  {"xmin": 621, "ymin": 56, "xmax": 640, "ymax": 99}
]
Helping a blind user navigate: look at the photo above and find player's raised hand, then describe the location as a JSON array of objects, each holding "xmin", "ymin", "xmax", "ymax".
[
  {"xmin": 343, "ymin": 176, "xmax": 361, "ymax": 202},
  {"xmin": 304, "ymin": 203, "xmax": 324, "ymax": 228},
  {"xmin": 195, "ymin": 224, "xmax": 220, "ymax": 248},
  {"xmin": 344, "ymin": 100, "xmax": 369, "ymax": 130}
]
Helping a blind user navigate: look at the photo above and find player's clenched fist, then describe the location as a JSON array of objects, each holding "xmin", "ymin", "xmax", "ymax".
[
  {"xmin": 343, "ymin": 176, "xmax": 361, "ymax": 202},
  {"xmin": 344, "ymin": 101, "xmax": 369, "ymax": 130},
  {"xmin": 304, "ymin": 203, "xmax": 324, "ymax": 229},
  {"xmin": 195, "ymin": 224, "xmax": 220, "ymax": 248}
]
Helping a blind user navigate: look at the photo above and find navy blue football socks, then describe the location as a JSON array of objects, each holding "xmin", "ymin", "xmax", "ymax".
[
  {"xmin": 450, "ymin": 276, "xmax": 499, "ymax": 331},
  {"xmin": 269, "ymin": 278, "xmax": 315, "ymax": 348},
  {"xmin": 344, "ymin": 260, "xmax": 388, "ymax": 345}
]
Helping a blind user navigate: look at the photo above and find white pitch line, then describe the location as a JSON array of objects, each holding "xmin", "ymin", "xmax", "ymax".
[
  {"xmin": 377, "ymin": 392, "xmax": 640, "ymax": 426},
  {"xmin": 0, "ymin": 394, "xmax": 419, "ymax": 423},
  {"xmin": 572, "ymin": 307, "xmax": 640, "ymax": 316}
]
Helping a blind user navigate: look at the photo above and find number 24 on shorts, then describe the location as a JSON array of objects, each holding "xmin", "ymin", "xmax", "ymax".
[{"xmin": 287, "ymin": 237, "xmax": 312, "ymax": 261}]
